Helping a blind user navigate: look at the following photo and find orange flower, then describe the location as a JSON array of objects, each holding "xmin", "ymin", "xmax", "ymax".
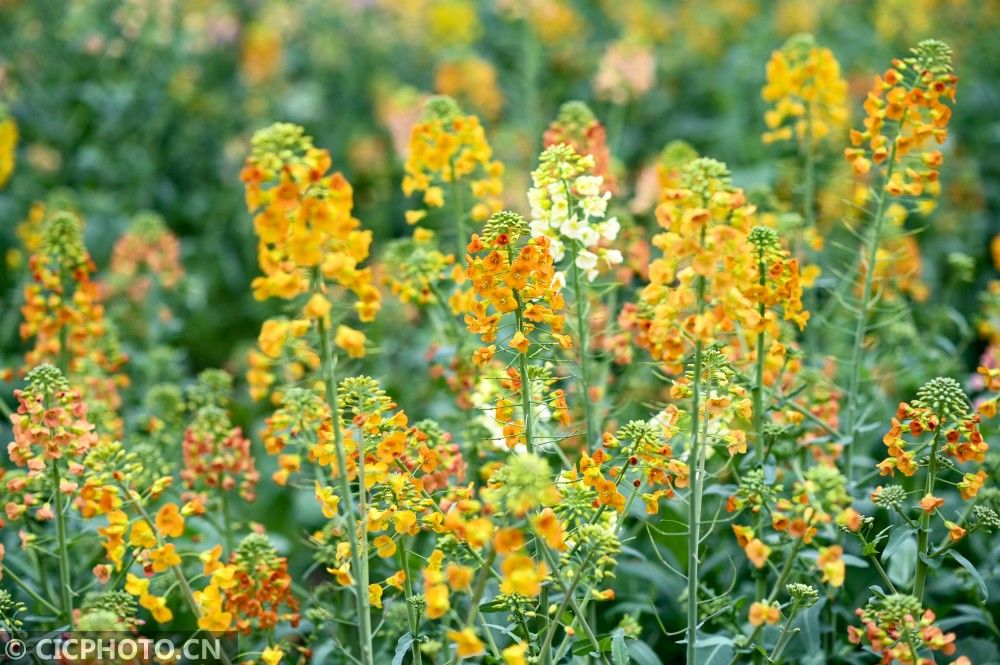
[
  {"xmin": 919, "ymin": 493, "xmax": 944, "ymax": 513},
  {"xmin": 748, "ymin": 601, "xmax": 781, "ymax": 627},
  {"xmin": 744, "ymin": 538, "xmax": 771, "ymax": 569},
  {"xmin": 446, "ymin": 628, "xmax": 485, "ymax": 659},
  {"xmin": 500, "ymin": 553, "xmax": 548, "ymax": 597},
  {"xmin": 817, "ymin": 545, "xmax": 845, "ymax": 587}
]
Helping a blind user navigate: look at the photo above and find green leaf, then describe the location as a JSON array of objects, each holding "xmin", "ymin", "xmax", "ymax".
[
  {"xmin": 887, "ymin": 534, "xmax": 917, "ymax": 587},
  {"xmin": 392, "ymin": 634, "xmax": 415, "ymax": 665},
  {"xmin": 628, "ymin": 640, "xmax": 664, "ymax": 665},
  {"xmin": 949, "ymin": 550, "xmax": 988, "ymax": 601},
  {"xmin": 573, "ymin": 636, "xmax": 612, "ymax": 657},
  {"xmin": 695, "ymin": 634, "xmax": 734, "ymax": 665},
  {"xmin": 611, "ymin": 629, "xmax": 630, "ymax": 665},
  {"xmin": 882, "ymin": 526, "xmax": 916, "ymax": 562}
]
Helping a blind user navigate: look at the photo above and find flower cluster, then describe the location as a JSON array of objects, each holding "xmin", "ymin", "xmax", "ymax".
[
  {"xmin": 180, "ymin": 370, "xmax": 259, "ymax": 504},
  {"xmin": 402, "ymin": 96, "xmax": 504, "ymax": 226},
  {"xmin": 196, "ymin": 534, "xmax": 300, "ymax": 634},
  {"xmin": 762, "ymin": 33, "xmax": 848, "ymax": 146},
  {"xmin": 240, "ymin": 122, "xmax": 380, "ymax": 320},
  {"xmin": 848, "ymin": 594, "xmax": 966, "ymax": 665},
  {"xmin": 879, "ymin": 377, "xmax": 984, "ymax": 478},
  {"xmin": 634, "ymin": 158, "xmax": 759, "ymax": 372},
  {"xmin": 542, "ymin": 101, "xmax": 617, "ymax": 193},
  {"xmin": 19, "ymin": 210, "xmax": 128, "ymax": 438},
  {"xmin": 5, "ymin": 365, "xmax": 97, "ymax": 522},
  {"xmin": 843, "ymin": 40, "xmax": 957, "ymax": 209},
  {"xmin": 527, "ymin": 143, "xmax": 622, "ymax": 280}
]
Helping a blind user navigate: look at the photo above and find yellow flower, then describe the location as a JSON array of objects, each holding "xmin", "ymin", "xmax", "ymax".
[
  {"xmin": 425, "ymin": 583, "xmax": 450, "ymax": 619},
  {"xmin": 140, "ymin": 593, "xmax": 173, "ymax": 623},
  {"xmin": 198, "ymin": 606, "xmax": 233, "ymax": 633},
  {"xmin": 744, "ymin": 538, "xmax": 771, "ymax": 569},
  {"xmin": 817, "ymin": 545, "xmax": 845, "ymax": 587},
  {"xmin": 304, "ymin": 292, "xmax": 332, "ymax": 320},
  {"xmin": 335, "ymin": 325, "xmax": 366, "ymax": 358},
  {"xmin": 502, "ymin": 642, "xmax": 528, "ymax": 665},
  {"xmin": 368, "ymin": 583, "xmax": 384, "ymax": 609},
  {"xmin": 445, "ymin": 562, "xmax": 473, "ymax": 591},
  {"xmin": 393, "ymin": 510, "xmax": 419, "ymax": 536},
  {"xmin": 150, "ymin": 544, "xmax": 181, "ymax": 573},
  {"xmin": 446, "ymin": 628, "xmax": 485, "ymax": 659},
  {"xmin": 124, "ymin": 573, "xmax": 150, "ymax": 597},
  {"xmin": 748, "ymin": 600, "xmax": 781, "ymax": 627},
  {"xmin": 128, "ymin": 520, "xmax": 157, "ymax": 549},
  {"xmin": 315, "ymin": 483, "xmax": 340, "ymax": 518},
  {"xmin": 261, "ymin": 646, "xmax": 283, "ymax": 665},
  {"xmin": 509, "ymin": 331, "xmax": 530, "ymax": 354},
  {"xmin": 499, "ymin": 553, "xmax": 548, "ymax": 597},
  {"xmin": 155, "ymin": 503, "xmax": 185, "ymax": 538},
  {"xmin": 373, "ymin": 535, "xmax": 398, "ymax": 558}
]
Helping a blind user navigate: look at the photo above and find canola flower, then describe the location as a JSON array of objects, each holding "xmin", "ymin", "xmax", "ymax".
[
  {"xmin": 841, "ymin": 40, "xmax": 958, "ymax": 482},
  {"xmin": 2, "ymin": 24, "xmax": 997, "ymax": 665},
  {"xmin": 402, "ymin": 96, "xmax": 504, "ymax": 254},
  {"xmin": 762, "ymin": 33, "xmax": 848, "ymax": 148}
]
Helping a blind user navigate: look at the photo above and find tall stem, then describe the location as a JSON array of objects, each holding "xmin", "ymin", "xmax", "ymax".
[
  {"xmin": 751, "ymin": 291, "xmax": 768, "ymax": 648},
  {"xmin": 686, "ymin": 337, "xmax": 705, "ymax": 664},
  {"xmin": 686, "ymin": 220, "xmax": 709, "ymax": 663},
  {"xmin": 399, "ymin": 538, "xmax": 424, "ymax": 665},
  {"xmin": 569, "ymin": 246, "xmax": 595, "ymax": 447},
  {"xmin": 768, "ymin": 601, "xmax": 802, "ymax": 663},
  {"xmin": 842, "ymin": 106, "xmax": 908, "ymax": 484},
  {"xmin": 316, "ymin": 315, "xmax": 374, "ymax": 665},
  {"xmin": 50, "ymin": 445, "xmax": 73, "ymax": 623},
  {"xmin": 511, "ymin": 246, "xmax": 535, "ymax": 453},
  {"xmin": 913, "ymin": 425, "xmax": 943, "ymax": 602}
]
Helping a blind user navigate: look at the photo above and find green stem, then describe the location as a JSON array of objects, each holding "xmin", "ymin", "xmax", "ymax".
[
  {"xmin": 316, "ymin": 314, "xmax": 374, "ymax": 665},
  {"xmin": 686, "ymin": 340, "xmax": 705, "ymax": 663},
  {"xmin": 399, "ymin": 538, "xmax": 423, "ymax": 665},
  {"xmin": 913, "ymin": 425, "xmax": 943, "ymax": 602},
  {"xmin": 539, "ymin": 549, "xmax": 598, "ymax": 665},
  {"xmin": 1, "ymin": 563, "xmax": 62, "ymax": 616},
  {"xmin": 50, "ymin": 462, "xmax": 73, "ymax": 623},
  {"xmin": 842, "ymin": 105, "xmax": 908, "ymax": 485},
  {"xmin": 570, "ymin": 243, "xmax": 595, "ymax": 448},
  {"xmin": 513, "ymin": 286, "xmax": 534, "ymax": 454},
  {"xmin": 538, "ymin": 546, "xmax": 611, "ymax": 665},
  {"xmin": 768, "ymin": 601, "xmax": 802, "ymax": 663},
  {"xmin": 686, "ymin": 230, "xmax": 709, "ymax": 662}
]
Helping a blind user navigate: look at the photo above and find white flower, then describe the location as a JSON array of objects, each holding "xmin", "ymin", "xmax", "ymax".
[
  {"xmin": 527, "ymin": 187, "xmax": 547, "ymax": 213},
  {"xmin": 580, "ymin": 194, "xmax": 608, "ymax": 219},
  {"xmin": 574, "ymin": 175, "xmax": 603, "ymax": 198},
  {"xmin": 529, "ymin": 218, "xmax": 550, "ymax": 239},
  {"xmin": 599, "ymin": 216, "xmax": 620, "ymax": 241},
  {"xmin": 548, "ymin": 237, "xmax": 565, "ymax": 262},
  {"xmin": 601, "ymin": 248, "xmax": 624, "ymax": 267},
  {"xmin": 559, "ymin": 216, "xmax": 588, "ymax": 241},
  {"xmin": 551, "ymin": 270, "xmax": 567, "ymax": 290},
  {"xmin": 579, "ymin": 225, "xmax": 600, "ymax": 247},
  {"xmin": 576, "ymin": 249, "xmax": 598, "ymax": 272}
]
